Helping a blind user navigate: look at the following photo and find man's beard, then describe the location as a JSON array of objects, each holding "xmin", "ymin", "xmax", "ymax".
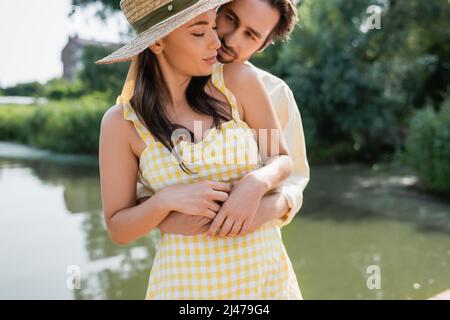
[
  {"xmin": 217, "ymin": 51, "xmax": 233, "ymax": 64},
  {"xmin": 218, "ymin": 39, "xmax": 238, "ymax": 64}
]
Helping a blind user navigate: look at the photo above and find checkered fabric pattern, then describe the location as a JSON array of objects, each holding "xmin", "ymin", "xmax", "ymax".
[{"xmin": 123, "ymin": 63, "xmax": 302, "ymax": 299}]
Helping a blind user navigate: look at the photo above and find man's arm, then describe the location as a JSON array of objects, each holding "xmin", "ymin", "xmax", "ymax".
[
  {"xmin": 135, "ymin": 76, "xmax": 310, "ymax": 233},
  {"xmin": 244, "ymin": 192, "xmax": 290, "ymax": 233},
  {"xmin": 266, "ymin": 83, "xmax": 310, "ymax": 228},
  {"xmin": 137, "ymin": 179, "xmax": 291, "ymax": 235}
]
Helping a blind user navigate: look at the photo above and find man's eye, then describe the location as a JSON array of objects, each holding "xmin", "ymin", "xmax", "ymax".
[
  {"xmin": 226, "ymin": 15, "xmax": 235, "ymax": 23},
  {"xmin": 245, "ymin": 32, "xmax": 255, "ymax": 39}
]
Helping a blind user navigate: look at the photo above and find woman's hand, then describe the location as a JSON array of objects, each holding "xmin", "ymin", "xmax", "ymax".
[
  {"xmin": 159, "ymin": 180, "xmax": 231, "ymax": 219},
  {"xmin": 205, "ymin": 172, "xmax": 267, "ymax": 237}
]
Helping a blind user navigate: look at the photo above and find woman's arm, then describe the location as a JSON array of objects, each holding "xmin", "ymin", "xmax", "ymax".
[
  {"xmin": 206, "ymin": 63, "xmax": 294, "ymax": 237},
  {"xmin": 99, "ymin": 105, "xmax": 173, "ymax": 245},
  {"xmin": 100, "ymin": 105, "xmax": 231, "ymax": 244}
]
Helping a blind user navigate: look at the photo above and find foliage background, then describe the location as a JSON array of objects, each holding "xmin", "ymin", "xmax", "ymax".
[{"xmin": 1, "ymin": 0, "xmax": 449, "ymax": 192}]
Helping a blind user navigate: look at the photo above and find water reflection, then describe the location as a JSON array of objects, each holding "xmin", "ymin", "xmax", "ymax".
[
  {"xmin": 0, "ymin": 156, "xmax": 159, "ymax": 300},
  {"xmin": 301, "ymin": 164, "xmax": 450, "ymax": 234},
  {"xmin": 0, "ymin": 147, "xmax": 449, "ymax": 300}
]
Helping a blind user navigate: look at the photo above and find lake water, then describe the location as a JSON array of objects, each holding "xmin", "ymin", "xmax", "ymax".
[{"xmin": 0, "ymin": 142, "xmax": 449, "ymax": 299}]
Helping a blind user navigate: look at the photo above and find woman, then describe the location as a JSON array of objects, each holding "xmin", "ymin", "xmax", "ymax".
[{"xmin": 98, "ymin": 0, "xmax": 301, "ymax": 299}]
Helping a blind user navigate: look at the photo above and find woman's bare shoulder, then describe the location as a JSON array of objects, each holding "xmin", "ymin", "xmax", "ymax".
[
  {"xmin": 101, "ymin": 104, "xmax": 146, "ymax": 159},
  {"xmin": 100, "ymin": 104, "xmax": 133, "ymax": 144},
  {"xmin": 222, "ymin": 63, "xmax": 269, "ymax": 120},
  {"xmin": 102, "ymin": 104, "xmax": 124, "ymax": 125},
  {"xmin": 222, "ymin": 62, "xmax": 259, "ymax": 89},
  {"xmin": 102, "ymin": 104, "xmax": 138, "ymax": 135}
]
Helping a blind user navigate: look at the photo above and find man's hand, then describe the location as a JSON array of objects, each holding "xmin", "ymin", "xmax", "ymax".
[
  {"xmin": 137, "ymin": 196, "xmax": 212, "ymax": 236},
  {"xmin": 159, "ymin": 211, "xmax": 212, "ymax": 236}
]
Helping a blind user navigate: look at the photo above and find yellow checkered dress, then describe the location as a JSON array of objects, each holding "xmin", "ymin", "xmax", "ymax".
[{"xmin": 123, "ymin": 63, "xmax": 302, "ymax": 299}]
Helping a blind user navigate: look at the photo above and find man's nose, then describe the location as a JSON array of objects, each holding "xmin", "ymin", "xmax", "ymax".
[{"xmin": 224, "ymin": 31, "xmax": 239, "ymax": 49}]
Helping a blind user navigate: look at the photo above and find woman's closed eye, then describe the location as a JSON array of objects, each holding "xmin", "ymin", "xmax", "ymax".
[{"xmin": 192, "ymin": 26, "xmax": 218, "ymax": 37}]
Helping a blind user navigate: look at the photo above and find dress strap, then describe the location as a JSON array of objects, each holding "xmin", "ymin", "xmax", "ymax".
[
  {"xmin": 117, "ymin": 57, "xmax": 155, "ymax": 146},
  {"xmin": 211, "ymin": 63, "xmax": 241, "ymax": 122},
  {"xmin": 122, "ymin": 101, "xmax": 155, "ymax": 146}
]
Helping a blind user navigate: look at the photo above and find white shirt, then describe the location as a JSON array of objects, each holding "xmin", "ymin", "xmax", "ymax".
[
  {"xmin": 247, "ymin": 62, "xmax": 310, "ymax": 227},
  {"xmin": 136, "ymin": 62, "xmax": 310, "ymax": 228}
]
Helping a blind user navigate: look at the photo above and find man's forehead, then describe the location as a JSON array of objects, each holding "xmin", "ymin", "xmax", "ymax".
[{"xmin": 220, "ymin": 0, "xmax": 280, "ymax": 35}]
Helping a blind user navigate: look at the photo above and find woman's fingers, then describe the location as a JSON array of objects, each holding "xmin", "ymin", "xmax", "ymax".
[
  {"xmin": 212, "ymin": 190, "xmax": 229, "ymax": 203},
  {"xmin": 228, "ymin": 219, "xmax": 244, "ymax": 237},
  {"xmin": 206, "ymin": 213, "xmax": 226, "ymax": 237},
  {"xmin": 202, "ymin": 209, "xmax": 217, "ymax": 219},
  {"xmin": 208, "ymin": 201, "xmax": 221, "ymax": 213},
  {"xmin": 218, "ymin": 217, "xmax": 234, "ymax": 237},
  {"xmin": 209, "ymin": 181, "xmax": 231, "ymax": 193},
  {"xmin": 239, "ymin": 218, "xmax": 252, "ymax": 236},
  {"xmin": 198, "ymin": 217, "xmax": 213, "ymax": 226}
]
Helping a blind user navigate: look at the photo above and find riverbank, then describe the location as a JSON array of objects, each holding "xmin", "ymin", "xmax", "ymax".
[
  {"xmin": 1, "ymin": 146, "xmax": 449, "ymax": 299},
  {"xmin": 0, "ymin": 141, "xmax": 97, "ymax": 166}
]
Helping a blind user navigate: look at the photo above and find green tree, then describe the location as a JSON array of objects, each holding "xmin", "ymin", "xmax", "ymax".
[
  {"xmin": 74, "ymin": 0, "xmax": 450, "ymax": 163},
  {"xmin": 78, "ymin": 44, "xmax": 130, "ymax": 101},
  {"xmin": 267, "ymin": 0, "xmax": 449, "ymax": 162},
  {"xmin": 1, "ymin": 81, "xmax": 46, "ymax": 97},
  {"xmin": 403, "ymin": 97, "xmax": 450, "ymax": 194}
]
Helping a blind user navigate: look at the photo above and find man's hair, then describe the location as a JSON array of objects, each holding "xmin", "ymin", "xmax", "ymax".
[{"xmin": 261, "ymin": 0, "xmax": 298, "ymax": 48}]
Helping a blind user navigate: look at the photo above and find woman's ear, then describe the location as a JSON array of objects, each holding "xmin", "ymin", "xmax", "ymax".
[{"xmin": 149, "ymin": 41, "xmax": 164, "ymax": 55}]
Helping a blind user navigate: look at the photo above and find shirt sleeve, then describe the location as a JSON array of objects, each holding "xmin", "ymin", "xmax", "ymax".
[
  {"xmin": 271, "ymin": 85, "xmax": 310, "ymax": 228},
  {"xmin": 136, "ymin": 176, "xmax": 154, "ymax": 201}
]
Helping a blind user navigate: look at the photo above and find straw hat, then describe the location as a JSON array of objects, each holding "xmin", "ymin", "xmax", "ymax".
[{"xmin": 95, "ymin": 0, "xmax": 231, "ymax": 65}]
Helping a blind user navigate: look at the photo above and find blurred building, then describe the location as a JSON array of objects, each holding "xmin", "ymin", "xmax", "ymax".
[{"xmin": 61, "ymin": 34, "xmax": 121, "ymax": 82}]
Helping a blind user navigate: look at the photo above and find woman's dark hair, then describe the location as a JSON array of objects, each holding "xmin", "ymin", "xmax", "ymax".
[{"xmin": 129, "ymin": 48, "xmax": 232, "ymax": 175}]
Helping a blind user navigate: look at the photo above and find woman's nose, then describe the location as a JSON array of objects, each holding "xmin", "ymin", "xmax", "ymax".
[{"xmin": 209, "ymin": 30, "xmax": 222, "ymax": 50}]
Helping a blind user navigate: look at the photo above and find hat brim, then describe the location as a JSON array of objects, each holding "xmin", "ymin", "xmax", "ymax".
[{"xmin": 95, "ymin": 0, "xmax": 231, "ymax": 65}]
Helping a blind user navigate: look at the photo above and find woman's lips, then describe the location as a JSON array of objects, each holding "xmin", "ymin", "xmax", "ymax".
[{"xmin": 203, "ymin": 55, "xmax": 218, "ymax": 65}]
